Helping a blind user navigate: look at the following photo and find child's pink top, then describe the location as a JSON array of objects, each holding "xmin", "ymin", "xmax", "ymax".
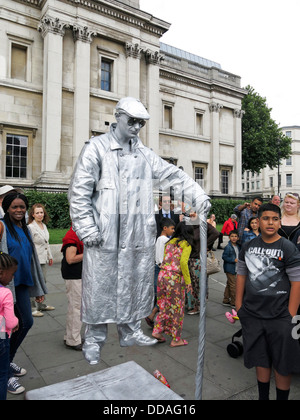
[{"xmin": 0, "ymin": 286, "xmax": 18, "ymax": 338}]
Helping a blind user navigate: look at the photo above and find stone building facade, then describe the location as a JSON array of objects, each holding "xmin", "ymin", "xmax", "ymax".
[
  {"xmin": 0, "ymin": 0, "xmax": 246, "ymax": 197},
  {"xmin": 242, "ymin": 126, "xmax": 300, "ymax": 200}
]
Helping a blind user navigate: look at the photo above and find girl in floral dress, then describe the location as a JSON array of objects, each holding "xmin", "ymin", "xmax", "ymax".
[{"xmin": 152, "ymin": 222, "xmax": 194, "ymax": 347}]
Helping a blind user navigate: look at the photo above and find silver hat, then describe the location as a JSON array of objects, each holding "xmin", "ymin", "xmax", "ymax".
[{"xmin": 115, "ymin": 97, "xmax": 150, "ymax": 120}]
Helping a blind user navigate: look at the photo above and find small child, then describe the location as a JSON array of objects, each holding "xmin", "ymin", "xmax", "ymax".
[
  {"xmin": 152, "ymin": 221, "xmax": 193, "ymax": 347},
  {"xmin": 145, "ymin": 218, "xmax": 175, "ymax": 327},
  {"xmin": 0, "ymin": 252, "xmax": 19, "ymax": 400},
  {"xmin": 222, "ymin": 230, "xmax": 240, "ymax": 308},
  {"xmin": 236, "ymin": 203, "xmax": 300, "ymax": 400}
]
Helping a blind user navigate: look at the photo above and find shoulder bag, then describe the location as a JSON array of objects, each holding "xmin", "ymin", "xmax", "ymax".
[{"xmin": 206, "ymin": 250, "xmax": 221, "ymax": 275}]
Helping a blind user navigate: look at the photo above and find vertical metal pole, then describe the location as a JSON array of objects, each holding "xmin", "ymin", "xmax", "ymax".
[{"xmin": 195, "ymin": 210, "xmax": 208, "ymax": 400}]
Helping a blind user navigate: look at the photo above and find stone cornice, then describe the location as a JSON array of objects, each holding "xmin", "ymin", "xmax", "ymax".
[
  {"xmin": 13, "ymin": 0, "xmax": 43, "ymax": 7},
  {"xmin": 65, "ymin": 0, "xmax": 170, "ymax": 37},
  {"xmin": 160, "ymin": 69, "xmax": 247, "ymax": 99},
  {"xmin": 12, "ymin": 0, "xmax": 171, "ymax": 37}
]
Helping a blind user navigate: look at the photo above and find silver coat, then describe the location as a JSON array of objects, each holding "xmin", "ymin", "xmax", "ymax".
[{"xmin": 69, "ymin": 124, "xmax": 209, "ymax": 325}]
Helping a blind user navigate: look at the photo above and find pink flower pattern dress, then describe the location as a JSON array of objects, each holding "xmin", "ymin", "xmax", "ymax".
[{"xmin": 153, "ymin": 238, "xmax": 191, "ymax": 341}]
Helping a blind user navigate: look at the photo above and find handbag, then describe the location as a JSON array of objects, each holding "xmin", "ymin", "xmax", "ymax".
[{"xmin": 206, "ymin": 250, "xmax": 221, "ymax": 275}]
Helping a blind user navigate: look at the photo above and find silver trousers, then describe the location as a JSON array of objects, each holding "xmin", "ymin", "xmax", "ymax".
[{"xmin": 83, "ymin": 320, "xmax": 157, "ymax": 365}]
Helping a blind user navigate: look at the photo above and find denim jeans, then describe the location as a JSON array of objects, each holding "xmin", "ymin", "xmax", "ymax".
[
  {"xmin": 0, "ymin": 335, "xmax": 10, "ymax": 400},
  {"xmin": 9, "ymin": 285, "xmax": 33, "ymax": 373}
]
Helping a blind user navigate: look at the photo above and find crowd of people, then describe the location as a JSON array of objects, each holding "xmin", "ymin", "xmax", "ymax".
[
  {"xmin": 1, "ymin": 182, "xmax": 300, "ymax": 400},
  {"xmin": 146, "ymin": 192, "xmax": 300, "ymax": 400},
  {"xmin": 0, "ymin": 95, "xmax": 300, "ymax": 401},
  {"xmin": 0, "ymin": 185, "xmax": 84, "ymax": 398}
]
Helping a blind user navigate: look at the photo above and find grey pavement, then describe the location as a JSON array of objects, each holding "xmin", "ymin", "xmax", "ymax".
[{"xmin": 7, "ymin": 241, "xmax": 300, "ymax": 400}]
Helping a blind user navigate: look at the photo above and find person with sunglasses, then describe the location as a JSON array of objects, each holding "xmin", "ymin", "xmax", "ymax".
[{"xmin": 68, "ymin": 96, "xmax": 210, "ymax": 365}]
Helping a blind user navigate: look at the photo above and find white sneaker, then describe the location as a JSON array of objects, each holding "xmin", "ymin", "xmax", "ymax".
[
  {"xmin": 7, "ymin": 377, "xmax": 25, "ymax": 395},
  {"xmin": 32, "ymin": 310, "xmax": 44, "ymax": 317}
]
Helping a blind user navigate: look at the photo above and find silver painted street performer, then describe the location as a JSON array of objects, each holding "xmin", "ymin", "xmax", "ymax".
[{"xmin": 69, "ymin": 97, "xmax": 210, "ymax": 364}]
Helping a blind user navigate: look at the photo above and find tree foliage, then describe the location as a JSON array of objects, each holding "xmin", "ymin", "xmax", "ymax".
[{"xmin": 241, "ymin": 85, "xmax": 292, "ymax": 173}]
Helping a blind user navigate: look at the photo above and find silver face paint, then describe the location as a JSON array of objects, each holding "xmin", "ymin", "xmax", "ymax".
[{"xmin": 68, "ymin": 98, "xmax": 210, "ymax": 363}]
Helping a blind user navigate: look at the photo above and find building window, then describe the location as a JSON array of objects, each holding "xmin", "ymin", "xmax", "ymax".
[
  {"xmin": 286, "ymin": 131, "xmax": 292, "ymax": 138},
  {"xmin": 7, "ymin": 33, "xmax": 33, "ymax": 82},
  {"xmin": 163, "ymin": 105, "xmax": 173, "ymax": 129},
  {"xmin": 270, "ymin": 177, "xmax": 273, "ymax": 188},
  {"xmin": 163, "ymin": 157, "xmax": 178, "ymax": 166},
  {"xmin": 11, "ymin": 44, "xmax": 27, "ymax": 81},
  {"xmin": 101, "ymin": 58, "xmax": 112, "ymax": 91},
  {"xmin": 286, "ymin": 156, "xmax": 292, "ymax": 166},
  {"xmin": 221, "ymin": 169, "xmax": 229, "ymax": 194},
  {"xmin": 195, "ymin": 112, "xmax": 204, "ymax": 135},
  {"xmin": 194, "ymin": 166, "xmax": 204, "ymax": 188},
  {"xmin": 6, "ymin": 134, "xmax": 28, "ymax": 178},
  {"xmin": 286, "ymin": 174, "xmax": 292, "ymax": 187},
  {"xmin": 256, "ymin": 180, "xmax": 260, "ymax": 189}
]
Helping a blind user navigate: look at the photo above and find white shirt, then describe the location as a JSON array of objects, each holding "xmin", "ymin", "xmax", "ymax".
[{"xmin": 155, "ymin": 235, "xmax": 169, "ymax": 265}]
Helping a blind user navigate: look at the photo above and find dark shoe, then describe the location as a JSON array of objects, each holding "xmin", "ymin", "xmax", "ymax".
[
  {"xmin": 187, "ymin": 309, "xmax": 200, "ymax": 315},
  {"xmin": 65, "ymin": 342, "xmax": 82, "ymax": 351},
  {"xmin": 217, "ymin": 246, "xmax": 223, "ymax": 249},
  {"xmin": 7, "ymin": 377, "xmax": 25, "ymax": 394},
  {"xmin": 145, "ymin": 316, "xmax": 154, "ymax": 328},
  {"xmin": 10, "ymin": 363, "xmax": 27, "ymax": 377}
]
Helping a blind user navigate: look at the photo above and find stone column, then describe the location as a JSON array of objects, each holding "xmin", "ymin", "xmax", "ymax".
[
  {"xmin": 125, "ymin": 43, "xmax": 142, "ymax": 99},
  {"xmin": 209, "ymin": 102, "xmax": 223, "ymax": 195},
  {"xmin": 72, "ymin": 25, "xmax": 96, "ymax": 167},
  {"xmin": 38, "ymin": 16, "xmax": 68, "ymax": 185},
  {"xmin": 234, "ymin": 109, "xmax": 245, "ymax": 196},
  {"xmin": 144, "ymin": 49, "xmax": 164, "ymax": 152}
]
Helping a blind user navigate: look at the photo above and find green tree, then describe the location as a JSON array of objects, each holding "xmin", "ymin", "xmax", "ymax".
[{"xmin": 241, "ymin": 85, "xmax": 292, "ymax": 172}]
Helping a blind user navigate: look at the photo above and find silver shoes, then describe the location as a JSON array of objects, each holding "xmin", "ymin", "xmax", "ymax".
[
  {"xmin": 118, "ymin": 321, "xmax": 158, "ymax": 347},
  {"xmin": 82, "ymin": 341, "xmax": 102, "ymax": 365},
  {"xmin": 82, "ymin": 321, "xmax": 158, "ymax": 365}
]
